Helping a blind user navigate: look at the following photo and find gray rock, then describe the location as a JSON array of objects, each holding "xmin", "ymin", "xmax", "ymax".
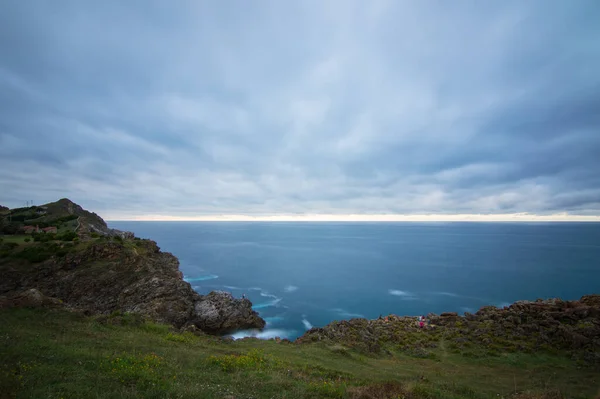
[{"xmin": 0, "ymin": 239, "xmax": 265, "ymax": 335}]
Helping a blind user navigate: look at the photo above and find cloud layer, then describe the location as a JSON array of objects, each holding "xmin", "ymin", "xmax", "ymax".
[{"xmin": 1, "ymin": 1, "xmax": 600, "ymax": 219}]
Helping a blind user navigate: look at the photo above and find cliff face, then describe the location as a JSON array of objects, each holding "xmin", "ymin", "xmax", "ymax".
[{"xmin": 0, "ymin": 232, "xmax": 264, "ymax": 335}]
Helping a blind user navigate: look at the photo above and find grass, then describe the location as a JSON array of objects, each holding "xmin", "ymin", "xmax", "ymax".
[
  {"xmin": 1, "ymin": 308, "xmax": 598, "ymax": 399},
  {"xmin": 0, "ymin": 235, "xmax": 32, "ymax": 244}
]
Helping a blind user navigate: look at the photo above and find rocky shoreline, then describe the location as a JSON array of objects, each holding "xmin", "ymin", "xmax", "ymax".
[
  {"xmin": 0, "ymin": 238, "xmax": 265, "ymax": 334},
  {"xmin": 2, "ymin": 200, "xmax": 599, "ymax": 362},
  {"xmin": 0, "ymin": 199, "xmax": 265, "ymax": 335},
  {"xmin": 296, "ymin": 295, "xmax": 600, "ymax": 366}
]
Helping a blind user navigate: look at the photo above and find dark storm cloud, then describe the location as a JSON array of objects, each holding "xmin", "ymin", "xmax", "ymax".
[{"xmin": 1, "ymin": 0, "xmax": 599, "ymax": 218}]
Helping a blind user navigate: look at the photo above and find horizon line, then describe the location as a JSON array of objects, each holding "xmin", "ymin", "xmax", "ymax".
[{"xmin": 105, "ymin": 212, "xmax": 600, "ymax": 222}]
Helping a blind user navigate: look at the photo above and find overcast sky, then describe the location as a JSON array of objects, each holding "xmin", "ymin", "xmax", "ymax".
[{"xmin": 1, "ymin": 1, "xmax": 600, "ymax": 220}]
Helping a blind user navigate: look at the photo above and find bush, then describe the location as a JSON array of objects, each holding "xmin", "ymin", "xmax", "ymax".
[
  {"xmin": 1, "ymin": 242, "xmax": 19, "ymax": 251},
  {"xmin": 24, "ymin": 238, "xmax": 30, "ymax": 243},
  {"xmin": 307, "ymin": 380, "xmax": 346, "ymax": 398},
  {"xmin": 33, "ymin": 233, "xmax": 54, "ymax": 243},
  {"xmin": 14, "ymin": 242, "xmax": 72, "ymax": 262},
  {"xmin": 1, "ymin": 224, "xmax": 21, "ymax": 235},
  {"xmin": 58, "ymin": 231, "xmax": 77, "ymax": 241}
]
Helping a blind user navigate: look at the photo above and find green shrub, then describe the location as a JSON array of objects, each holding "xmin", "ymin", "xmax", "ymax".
[
  {"xmin": 1, "ymin": 242, "xmax": 19, "ymax": 251},
  {"xmin": 307, "ymin": 380, "xmax": 346, "ymax": 398},
  {"xmin": 58, "ymin": 231, "xmax": 77, "ymax": 241},
  {"xmin": 24, "ymin": 238, "xmax": 30, "ymax": 243},
  {"xmin": 13, "ymin": 242, "xmax": 72, "ymax": 262}
]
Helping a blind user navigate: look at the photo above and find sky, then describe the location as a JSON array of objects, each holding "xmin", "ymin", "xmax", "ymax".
[{"xmin": 1, "ymin": 1, "xmax": 600, "ymax": 221}]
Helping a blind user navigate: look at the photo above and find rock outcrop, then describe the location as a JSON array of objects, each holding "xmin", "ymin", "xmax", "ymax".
[
  {"xmin": 0, "ymin": 288, "xmax": 64, "ymax": 309},
  {"xmin": 0, "ymin": 229, "xmax": 265, "ymax": 335},
  {"xmin": 297, "ymin": 296, "xmax": 600, "ymax": 365}
]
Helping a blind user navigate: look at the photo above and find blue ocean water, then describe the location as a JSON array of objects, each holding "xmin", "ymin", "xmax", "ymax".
[{"xmin": 108, "ymin": 222, "xmax": 600, "ymax": 340}]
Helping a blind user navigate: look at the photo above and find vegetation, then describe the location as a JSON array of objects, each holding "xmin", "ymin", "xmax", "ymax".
[{"xmin": 0, "ymin": 308, "xmax": 597, "ymax": 399}]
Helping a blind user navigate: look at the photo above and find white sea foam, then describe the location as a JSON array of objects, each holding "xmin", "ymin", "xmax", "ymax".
[
  {"xmin": 184, "ymin": 275, "xmax": 219, "ymax": 282},
  {"xmin": 302, "ymin": 318, "xmax": 313, "ymax": 330},
  {"xmin": 434, "ymin": 292, "xmax": 459, "ymax": 297},
  {"xmin": 260, "ymin": 292, "xmax": 279, "ymax": 299},
  {"xmin": 264, "ymin": 316, "xmax": 285, "ymax": 326},
  {"xmin": 389, "ymin": 289, "xmax": 418, "ymax": 301},
  {"xmin": 284, "ymin": 285, "xmax": 298, "ymax": 293},
  {"xmin": 388, "ymin": 289, "xmax": 411, "ymax": 296},
  {"xmin": 223, "ymin": 285, "xmax": 241, "ymax": 290},
  {"xmin": 230, "ymin": 329, "xmax": 296, "ymax": 340},
  {"xmin": 252, "ymin": 298, "xmax": 282, "ymax": 309},
  {"xmin": 331, "ymin": 308, "xmax": 365, "ymax": 318}
]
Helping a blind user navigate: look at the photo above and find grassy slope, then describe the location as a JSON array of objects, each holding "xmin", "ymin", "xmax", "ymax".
[
  {"xmin": 1, "ymin": 309, "xmax": 598, "ymax": 399},
  {"xmin": 0, "ymin": 235, "xmax": 31, "ymax": 244}
]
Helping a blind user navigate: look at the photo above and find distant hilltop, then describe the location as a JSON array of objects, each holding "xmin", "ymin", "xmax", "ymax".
[{"xmin": 0, "ymin": 198, "xmax": 130, "ymax": 238}]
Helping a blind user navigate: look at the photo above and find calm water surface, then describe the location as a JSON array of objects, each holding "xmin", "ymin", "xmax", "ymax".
[{"xmin": 109, "ymin": 222, "xmax": 600, "ymax": 339}]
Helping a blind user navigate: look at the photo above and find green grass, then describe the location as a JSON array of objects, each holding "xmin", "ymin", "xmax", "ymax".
[
  {"xmin": 1, "ymin": 308, "xmax": 598, "ymax": 399},
  {"xmin": 0, "ymin": 235, "xmax": 32, "ymax": 244}
]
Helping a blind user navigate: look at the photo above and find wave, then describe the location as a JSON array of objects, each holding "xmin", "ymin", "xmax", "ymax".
[
  {"xmin": 284, "ymin": 285, "xmax": 298, "ymax": 293},
  {"xmin": 388, "ymin": 289, "xmax": 411, "ymax": 296},
  {"xmin": 301, "ymin": 318, "xmax": 313, "ymax": 330},
  {"xmin": 264, "ymin": 316, "xmax": 285, "ymax": 326},
  {"xmin": 433, "ymin": 292, "xmax": 459, "ymax": 297},
  {"xmin": 184, "ymin": 275, "xmax": 219, "ymax": 282},
  {"xmin": 260, "ymin": 292, "xmax": 279, "ymax": 299},
  {"xmin": 388, "ymin": 289, "xmax": 418, "ymax": 301},
  {"xmin": 223, "ymin": 285, "xmax": 241, "ymax": 290},
  {"xmin": 331, "ymin": 308, "xmax": 365, "ymax": 318},
  {"xmin": 252, "ymin": 298, "xmax": 282, "ymax": 309},
  {"xmin": 230, "ymin": 328, "xmax": 297, "ymax": 340}
]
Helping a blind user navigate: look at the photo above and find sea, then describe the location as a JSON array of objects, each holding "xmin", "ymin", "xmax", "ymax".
[{"xmin": 108, "ymin": 222, "xmax": 600, "ymax": 340}]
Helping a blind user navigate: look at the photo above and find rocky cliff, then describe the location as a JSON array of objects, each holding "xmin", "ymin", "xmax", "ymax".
[{"xmin": 0, "ymin": 203, "xmax": 265, "ymax": 335}]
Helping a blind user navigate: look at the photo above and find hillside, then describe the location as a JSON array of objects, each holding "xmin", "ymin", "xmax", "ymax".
[
  {"xmin": 0, "ymin": 198, "xmax": 126, "ymax": 237},
  {"xmin": 0, "ymin": 200, "xmax": 264, "ymax": 335},
  {"xmin": 1, "ymin": 307, "xmax": 598, "ymax": 399}
]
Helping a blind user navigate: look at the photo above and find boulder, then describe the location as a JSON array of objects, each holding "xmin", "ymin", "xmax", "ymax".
[
  {"xmin": 0, "ymin": 288, "xmax": 63, "ymax": 309},
  {"xmin": 190, "ymin": 291, "xmax": 265, "ymax": 334}
]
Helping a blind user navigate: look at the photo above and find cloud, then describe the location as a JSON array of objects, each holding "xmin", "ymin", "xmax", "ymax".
[{"xmin": 1, "ymin": 1, "xmax": 600, "ymax": 218}]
